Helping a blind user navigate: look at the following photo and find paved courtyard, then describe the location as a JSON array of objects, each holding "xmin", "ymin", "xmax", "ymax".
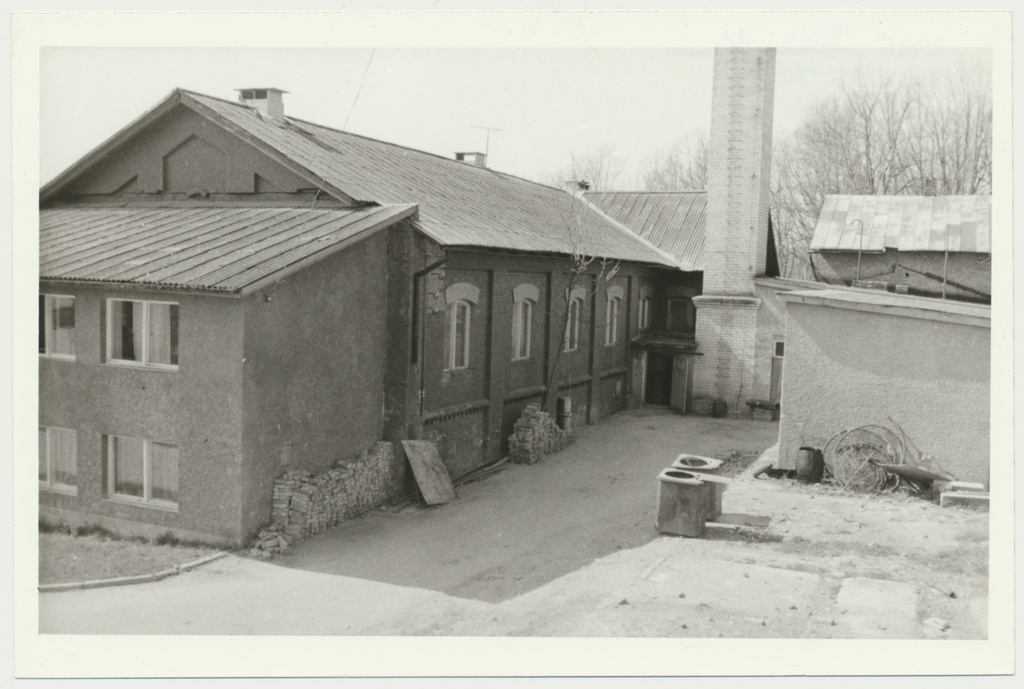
[{"xmin": 39, "ymin": 409, "xmax": 988, "ymax": 643}]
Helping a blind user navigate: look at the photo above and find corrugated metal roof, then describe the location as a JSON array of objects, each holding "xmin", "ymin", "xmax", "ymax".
[
  {"xmin": 582, "ymin": 191, "xmax": 706, "ymax": 271},
  {"xmin": 810, "ymin": 195, "xmax": 991, "ymax": 254},
  {"xmin": 181, "ymin": 91, "xmax": 678, "ymax": 268},
  {"xmin": 40, "ymin": 205, "xmax": 416, "ymax": 293}
]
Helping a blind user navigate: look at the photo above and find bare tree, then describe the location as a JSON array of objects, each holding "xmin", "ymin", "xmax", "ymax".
[
  {"xmin": 540, "ymin": 192, "xmax": 619, "ymax": 415},
  {"xmin": 639, "ymin": 133, "xmax": 709, "ymax": 191},
  {"xmin": 548, "ymin": 145, "xmax": 626, "ymax": 191},
  {"xmin": 542, "ymin": 63, "xmax": 991, "ymax": 282},
  {"xmin": 914, "ymin": 67, "xmax": 993, "ymax": 194}
]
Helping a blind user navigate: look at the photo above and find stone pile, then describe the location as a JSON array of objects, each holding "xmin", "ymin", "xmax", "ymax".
[
  {"xmin": 508, "ymin": 403, "xmax": 572, "ymax": 465},
  {"xmin": 250, "ymin": 441, "xmax": 401, "ymax": 558}
]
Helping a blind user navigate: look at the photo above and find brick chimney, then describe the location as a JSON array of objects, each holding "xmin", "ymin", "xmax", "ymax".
[
  {"xmin": 237, "ymin": 88, "xmax": 287, "ymax": 119},
  {"xmin": 692, "ymin": 48, "xmax": 777, "ymax": 414},
  {"xmin": 703, "ymin": 48, "xmax": 775, "ymax": 293}
]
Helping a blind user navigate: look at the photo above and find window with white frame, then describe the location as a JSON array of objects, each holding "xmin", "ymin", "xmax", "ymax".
[
  {"xmin": 639, "ymin": 296, "xmax": 651, "ymax": 330},
  {"xmin": 39, "ymin": 294, "xmax": 76, "ymax": 358},
  {"xmin": 511, "ymin": 284, "xmax": 539, "ymax": 361},
  {"xmin": 563, "ymin": 286, "xmax": 588, "ymax": 352},
  {"xmin": 39, "ymin": 426, "xmax": 77, "ymax": 493},
  {"xmin": 444, "ymin": 282, "xmax": 480, "ymax": 371},
  {"xmin": 605, "ymin": 286, "xmax": 624, "ymax": 346},
  {"xmin": 105, "ymin": 434, "xmax": 179, "ymax": 508},
  {"xmin": 107, "ymin": 299, "xmax": 179, "ymax": 368}
]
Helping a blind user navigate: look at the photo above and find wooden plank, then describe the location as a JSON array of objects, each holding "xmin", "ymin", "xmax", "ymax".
[{"xmin": 401, "ymin": 440, "xmax": 456, "ymax": 505}]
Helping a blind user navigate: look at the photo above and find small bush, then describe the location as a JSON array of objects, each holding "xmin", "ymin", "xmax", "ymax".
[
  {"xmin": 155, "ymin": 531, "xmax": 179, "ymax": 546},
  {"xmin": 74, "ymin": 524, "xmax": 115, "ymax": 539},
  {"xmin": 38, "ymin": 520, "xmax": 71, "ymax": 535}
]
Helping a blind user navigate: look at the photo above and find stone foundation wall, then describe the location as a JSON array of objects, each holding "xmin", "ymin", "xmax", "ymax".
[
  {"xmin": 508, "ymin": 403, "xmax": 572, "ymax": 465},
  {"xmin": 250, "ymin": 441, "xmax": 403, "ymax": 556}
]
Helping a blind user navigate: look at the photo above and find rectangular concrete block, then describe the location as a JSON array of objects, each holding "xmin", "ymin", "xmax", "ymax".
[{"xmin": 940, "ymin": 491, "xmax": 990, "ymax": 510}]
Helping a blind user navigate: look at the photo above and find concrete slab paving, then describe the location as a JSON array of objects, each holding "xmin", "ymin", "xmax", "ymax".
[{"xmin": 832, "ymin": 576, "xmax": 919, "ymax": 638}]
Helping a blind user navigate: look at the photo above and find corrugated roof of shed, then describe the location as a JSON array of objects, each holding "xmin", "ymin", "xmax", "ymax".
[
  {"xmin": 40, "ymin": 205, "xmax": 416, "ymax": 293},
  {"xmin": 810, "ymin": 195, "xmax": 991, "ymax": 254},
  {"xmin": 180, "ymin": 91, "xmax": 679, "ymax": 268},
  {"xmin": 582, "ymin": 191, "xmax": 706, "ymax": 270}
]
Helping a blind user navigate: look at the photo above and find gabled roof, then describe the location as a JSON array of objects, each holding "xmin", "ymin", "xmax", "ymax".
[
  {"xmin": 582, "ymin": 191, "xmax": 706, "ymax": 271},
  {"xmin": 810, "ymin": 195, "xmax": 992, "ymax": 254},
  {"xmin": 39, "ymin": 204, "xmax": 416, "ymax": 294},
  {"xmin": 42, "ymin": 89, "xmax": 680, "ymax": 270}
]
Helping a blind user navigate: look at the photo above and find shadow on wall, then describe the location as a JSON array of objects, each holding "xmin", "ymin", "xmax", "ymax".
[{"xmin": 803, "ymin": 308, "xmax": 990, "ymax": 385}]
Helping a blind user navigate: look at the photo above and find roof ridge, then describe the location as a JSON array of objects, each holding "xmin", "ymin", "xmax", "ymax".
[
  {"xmin": 585, "ymin": 189, "xmax": 707, "ymax": 195},
  {"xmin": 183, "ymin": 88, "xmax": 571, "ymax": 195},
  {"xmin": 281, "ymin": 113, "xmax": 569, "ymax": 195}
]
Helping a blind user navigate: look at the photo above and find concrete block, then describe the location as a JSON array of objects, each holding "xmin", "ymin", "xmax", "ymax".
[{"xmin": 940, "ymin": 492, "xmax": 990, "ymax": 510}]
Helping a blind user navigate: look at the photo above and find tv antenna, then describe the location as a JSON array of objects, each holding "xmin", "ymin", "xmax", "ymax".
[{"xmin": 469, "ymin": 124, "xmax": 503, "ymax": 157}]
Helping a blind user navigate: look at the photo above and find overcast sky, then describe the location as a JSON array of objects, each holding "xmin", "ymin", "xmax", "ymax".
[{"xmin": 40, "ymin": 46, "xmax": 989, "ymax": 189}]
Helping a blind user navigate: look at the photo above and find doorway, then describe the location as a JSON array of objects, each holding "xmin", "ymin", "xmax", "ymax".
[{"xmin": 644, "ymin": 353, "xmax": 673, "ymax": 406}]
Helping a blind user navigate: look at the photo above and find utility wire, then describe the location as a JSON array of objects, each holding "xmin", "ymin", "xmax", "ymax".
[{"xmin": 343, "ymin": 48, "xmax": 377, "ymax": 131}]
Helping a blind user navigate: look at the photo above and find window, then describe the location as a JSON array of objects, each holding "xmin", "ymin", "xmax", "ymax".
[
  {"xmin": 39, "ymin": 427, "xmax": 77, "ymax": 493},
  {"xmin": 39, "ymin": 295, "xmax": 76, "ymax": 358},
  {"xmin": 774, "ymin": 341, "xmax": 785, "ymax": 358},
  {"xmin": 105, "ymin": 434, "xmax": 179, "ymax": 508},
  {"xmin": 443, "ymin": 282, "xmax": 479, "ymax": 371},
  {"xmin": 446, "ymin": 300, "xmax": 472, "ymax": 370},
  {"xmin": 512, "ymin": 299, "xmax": 533, "ymax": 360},
  {"xmin": 667, "ymin": 297, "xmax": 696, "ymax": 335},
  {"xmin": 107, "ymin": 299, "xmax": 178, "ymax": 368},
  {"xmin": 639, "ymin": 296, "xmax": 651, "ymax": 330},
  {"xmin": 511, "ymin": 284, "xmax": 539, "ymax": 361},
  {"xmin": 605, "ymin": 286, "xmax": 624, "ymax": 346},
  {"xmin": 563, "ymin": 298, "xmax": 585, "ymax": 352}
]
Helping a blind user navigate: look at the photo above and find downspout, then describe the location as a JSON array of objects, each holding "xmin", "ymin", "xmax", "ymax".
[
  {"xmin": 942, "ymin": 223, "xmax": 950, "ymax": 300},
  {"xmin": 413, "ymin": 256, "xmax": 448, "ymax": 417}
]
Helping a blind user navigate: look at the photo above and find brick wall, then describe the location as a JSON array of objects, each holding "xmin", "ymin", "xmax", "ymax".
[{"xmin": 692, "ymin": 296, "xmax": 760, "ymax": 413}]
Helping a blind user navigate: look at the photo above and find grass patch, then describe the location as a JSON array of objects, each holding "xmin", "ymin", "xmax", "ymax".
[{"xmin": 39, "ymin": 532, "xmax": 216, "ymax": 585}]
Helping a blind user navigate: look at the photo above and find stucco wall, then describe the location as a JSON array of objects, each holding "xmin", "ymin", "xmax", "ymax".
[
  {"xmin": 752, "ymin": 283, "xmax": 787, "ymax": 402},
  {"xmin": 38, "ymin": 282, "xmax": 246, "ymax": 544},
  {"xmin": 240, "ymin": 230, "xmax": 391, "ymax": 539},
  {"xmin": 813, "ymin": 251, "xmax": 991, "ymax": 303},
  {"xmin": 777, "ymin": 295, "xmax": 990, "ymax": 483},
  {"xmin": 61, "ymin": 105, "xmax": 313, "ymax": 197}
]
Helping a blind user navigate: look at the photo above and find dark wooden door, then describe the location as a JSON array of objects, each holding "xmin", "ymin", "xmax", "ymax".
[{"xmin": 645, "ymin": 353, "xmax": 673, "ymax": 406}]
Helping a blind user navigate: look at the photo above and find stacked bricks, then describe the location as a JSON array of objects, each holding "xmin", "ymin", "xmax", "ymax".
[
  {"xmin": 250, "ymin": 441, "xmax": 401, "ymax": 558},
  {"xmin": 508, "ymin": 403, "xmax": 572, "ymax": 465}
]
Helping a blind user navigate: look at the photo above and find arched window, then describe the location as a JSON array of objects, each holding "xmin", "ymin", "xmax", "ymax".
[
  {"xmin": 638, "ymin": 296, "xmax": 652, "ymax": 330},
  {"xmin": 511, "ymin": 284, "xmax": 539, "ymax": 361},
  {"xmin": 444, "ymin": 282, "xmax": 479, "ymax": 371},
  {"xmin": 563, "ymin": 286, "xmax": 588, "ymax": 352},
  {"xmin": 605, "ymin": 286, "xmax": 624, "ymax": 346}
]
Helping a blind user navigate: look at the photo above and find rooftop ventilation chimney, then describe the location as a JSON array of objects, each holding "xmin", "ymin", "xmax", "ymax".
[
  {"xmin": 455, "ymin": 151, "xmax": 487, "ymax": 168},
  {"xmin": 237, "ymin": 88, "xmax": 288, "ymax": 119},
  {"xmin": 563, "ymin": 180, "xmax": 591, "ymax": 197}
]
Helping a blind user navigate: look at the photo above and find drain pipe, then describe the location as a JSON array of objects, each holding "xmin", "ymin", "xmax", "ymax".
[{"xmin": 942, "ymin": 222, "xmax": 950, "ymax": 299}]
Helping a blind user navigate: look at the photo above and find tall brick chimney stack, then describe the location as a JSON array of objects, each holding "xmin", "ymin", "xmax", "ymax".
[{"xmin": 692, "ymin": 48, "xmax": 776, "ymax": 413}]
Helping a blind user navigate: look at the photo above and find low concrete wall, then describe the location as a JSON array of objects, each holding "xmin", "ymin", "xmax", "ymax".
[{"xmin": 777, "ymin": 290, "xmax": 990, "ymax": 483}]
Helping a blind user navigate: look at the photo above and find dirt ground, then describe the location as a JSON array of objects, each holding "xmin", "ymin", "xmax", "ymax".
[
  {"xmin": 38, "ymin": 409, "xmax": 989, "ymax": 642},
  {"xmin": 273, "ymin": 409, "xmax": 776, "ymax": 603}
]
